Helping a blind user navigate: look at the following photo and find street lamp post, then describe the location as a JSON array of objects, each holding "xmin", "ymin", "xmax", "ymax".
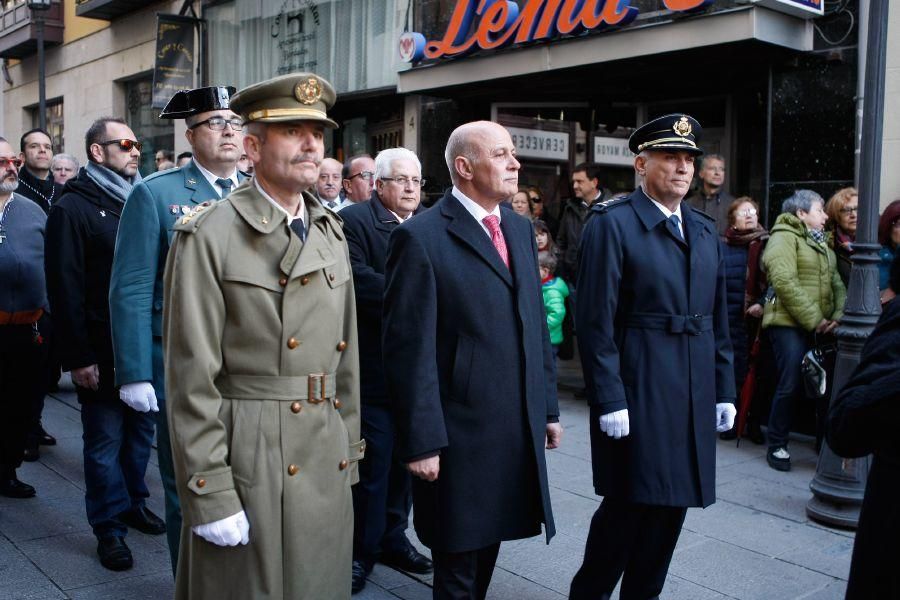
[
  {"xmin": 27, "ymin": 0, "xmax": 52, "ymax": 132},
  {"xmin": 806, "ymin": 0, "xmax": 889, "ymax": 528}
]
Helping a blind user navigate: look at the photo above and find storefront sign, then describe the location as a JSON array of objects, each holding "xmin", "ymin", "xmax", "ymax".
[
  {"xmin": 271, "ymin": 0, "xmax": 321, "ymax": 75},
  {"xmin": 399, "ymin": 0, "xmax": 716, "ymax": 63},
  {"xmin": 151, "ymin": 14, "xmax": 196, "ymax": 109},
  {"xmin": 592, "ymin": 136, "xmax": 634, "ymax": 166},
  {"xmin": 508, "ymin": 126, "xmax": 569, "ymax": 161},
  {"xmin": 755, "ymin": 0, "xmax": 823, "ymax": 18}
]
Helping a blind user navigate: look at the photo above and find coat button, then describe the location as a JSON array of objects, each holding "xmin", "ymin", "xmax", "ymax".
[
  {"xmin": 336, "ymin": 340, "xmax": 347, "ymax": 352},
  {"xmin": 290, "ymin": 402, "xmax": 302, "ymax": 414},
  {"xmin": 279, "ymin": 277, "xmax": 288, "ymax": 287},
  {"xmin": 196, "ymin": 479, "xmax": 206, "ymax": 488},
  {"xmin": 287, "ymin": 338, "xmax": 300, "ymax": 349},
  {"xmin": 329, "ymin": 273, "xmax": 336, "ymax": 281},
  {"xmin": 301, "ymin": 276, "xmax": 310, "ymax": 285},
  {"xmin": 288, "ymin": 464, "xmax": 299, "ymax": 476},
  {"xmin": 333, "ymin": 398, "xmax": 342, "ymax": 410},
  {"xmin": 339, "ymin": 459, "xmax": 349, "ymax": 471}
]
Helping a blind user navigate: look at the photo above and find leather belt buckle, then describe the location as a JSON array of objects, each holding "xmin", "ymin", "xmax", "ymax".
[{"xmin": 308, "ymin": 373, "xmax": 326, "ymax": 404}]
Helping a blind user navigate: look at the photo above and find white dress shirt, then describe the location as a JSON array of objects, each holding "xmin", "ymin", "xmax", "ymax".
[
  {"xmin": 452, "ymin": 186, "xmax": 502, "ymax": 239},
  {"xmin": 192, "ymin": 159, "xmax": 240, "ymax": 199},
  {"xmin": 643, "ymin": 186, "xmax": 684, "ymax": 238}
]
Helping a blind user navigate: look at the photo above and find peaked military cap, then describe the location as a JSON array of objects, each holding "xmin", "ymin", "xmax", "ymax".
[
  {"xmin": 159, "ymin": 86, "xmax": 236, "ymax": 120},
  {"xmin": 230, "ymin": 73, "xmax": 338, "ymax": 128},
  {"xmin": 628, "ymin": 114, "xmax": 703, "ymax": 156}
]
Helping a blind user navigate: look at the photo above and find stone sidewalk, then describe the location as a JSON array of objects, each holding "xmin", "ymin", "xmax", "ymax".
[{"xmin": 0, "ymin": 368, "xmax": 853, "ymax": 599}]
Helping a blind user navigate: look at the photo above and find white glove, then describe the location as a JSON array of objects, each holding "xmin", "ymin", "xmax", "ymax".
[
  {"xmin": 119, "ymin": 381, "xmax": 159, "ymax": 413},
  {"xmin": 599, "ymin": 409, "xmax": 630, "ymax": 439},
  {"xmin": 715, "ymin": 403, "xmax": 736, "ymax": 433},
  {"xmin": 192, "ymin": 510, "xmax": 250, "ymax": 547}
]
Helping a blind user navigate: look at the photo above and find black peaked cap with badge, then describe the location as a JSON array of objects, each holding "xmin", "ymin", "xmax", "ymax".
[
  {"xmin": 628, "ymin": 114, "xmax": 703, "ymax": 156},
  {"xmin": 230, "ymin": 73, "xmax": 338, "ymax": 128},
  {"xmin": 159, "ymin": 86, "xmax": 236, "ymax": 120}
]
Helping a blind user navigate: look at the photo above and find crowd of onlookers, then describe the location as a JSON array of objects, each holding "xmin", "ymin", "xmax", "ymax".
[{"xmin": 517, "ymin": 156, "xmax": 900, "ymax": 472}]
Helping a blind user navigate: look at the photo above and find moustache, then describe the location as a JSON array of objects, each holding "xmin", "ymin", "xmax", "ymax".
[{"xmin": 290, "ymin": 155, "xmax": 319, "ymax": 165}]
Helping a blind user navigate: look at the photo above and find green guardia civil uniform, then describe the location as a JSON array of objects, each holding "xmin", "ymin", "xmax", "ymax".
[
  {"xmin": 163, "ymin": 73, "xmax": 363, "ymax": 600},
  {"xmin": 108, "ymin": 85, "xmax": 242, "ymax": 571}
]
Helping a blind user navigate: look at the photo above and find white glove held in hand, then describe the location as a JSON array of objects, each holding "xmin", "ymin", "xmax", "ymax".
[
  {"xmin": 192, "ymin": 510, "xmax": 250, "ymax": 547},
  {"xmin": 599, "ymin": 409, "xmax": 630, "ymax": 439},
  {"xmin": 715, "ymin": 403, "xmax": 736, "ymax": 433},
  {"xmin": 119, "ymin": 381, "xmax": 159, "ymax": 413}
]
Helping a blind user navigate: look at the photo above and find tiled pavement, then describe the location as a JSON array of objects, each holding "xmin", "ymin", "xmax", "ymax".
[{"xmin": 0, "ymin": 363, "xmax": 853, "ymax": 599}]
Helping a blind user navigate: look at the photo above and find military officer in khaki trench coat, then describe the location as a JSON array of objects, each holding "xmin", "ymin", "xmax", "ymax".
[{"xmin": 163, "ymin": 72, "xmax": 363, "ymax": 600}]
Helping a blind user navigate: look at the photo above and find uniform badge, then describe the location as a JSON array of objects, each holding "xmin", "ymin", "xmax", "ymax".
[
  {"xmin": 295, "ymin": 77, "xmax": 322, "ymax": 105},
  {"xmin": 99, "ymin": 210, "xmax": 106, "ymax": 217},
  {"xmin": 187, "ymin": 178, "xmax": 197, "ymax": 186},
  {"xmin": 673, "ymin": 116, "xmax": 692, "ymax": 137},
  {"xmin": 181, "ymin": 206, "xmax": 191, "ymax": 215},
  {"xmin": 169, "ymin": 205, "xmax": 179, "ymax": 215}
]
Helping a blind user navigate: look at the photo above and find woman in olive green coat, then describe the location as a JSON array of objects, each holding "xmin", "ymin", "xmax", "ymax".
[
  {"xmin": 761, "ymin": 190, "xmax": 846, "ymax": 471},
  {"xmin": 163, "ymin": 182, "xmax": 363, "ymax": 600}
]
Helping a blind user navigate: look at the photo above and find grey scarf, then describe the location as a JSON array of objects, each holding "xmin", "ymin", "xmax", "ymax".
[
  {"xmin": 809, "ymin": 228, "xmax": 827, "ymax": 245},
  {"xmin": 85, "ymin": 161, "xmax": 142, "ymax": 204}
]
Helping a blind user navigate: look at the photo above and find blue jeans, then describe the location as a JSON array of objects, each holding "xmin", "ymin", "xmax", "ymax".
[
  {"xmin": 766, "ymin": 326, "xmax": 809, "ymax": 449},
  {"xmin": 80, "ymin": 395, "xmax": 155, "ymax": 539}
]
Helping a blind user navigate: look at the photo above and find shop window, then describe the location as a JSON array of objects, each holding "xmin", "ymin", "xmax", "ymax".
[
  {"xmin": 205, "ymin": 0, "xmax": 404, "ymax": 94},
  {"xmin": 124, "ymin": 77, "xmax": 174, "ymax": 176},
  {"xmin": 30, "ymin": 99, "xmax": 64, "ymax": 154}
]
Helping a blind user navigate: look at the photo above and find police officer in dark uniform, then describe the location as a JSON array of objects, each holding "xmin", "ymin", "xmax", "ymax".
[{"xmin": 570, "ymin": 114, "xmax": 736, "ymax": 600}]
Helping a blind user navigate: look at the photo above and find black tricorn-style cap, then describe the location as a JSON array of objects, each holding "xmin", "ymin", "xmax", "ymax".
[
  {"xmin": 159, "ymin": 86, "xmax": 237, "ymax": 119},
  {"xmin": 628, "ymin": 114, "xmax": 703, "ymax": 156}
]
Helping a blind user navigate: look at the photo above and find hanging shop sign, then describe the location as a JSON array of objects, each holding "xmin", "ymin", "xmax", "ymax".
[
  {"xmin": 508, "ymin": 126, "xmax": 569, "ymax": 161},
  {"xmin": 592, "ymin": 136, "xmax": 634, "ymax": 167},
  {"xmin": 152, "ymin": 14, "xmax": 196, "ymax": 109},
  {"xmin": 755, "ymin": 0, "xmax": 823, "ymax": 18},
  {"xmin": 398, "ymin": 0, "xmax": 717, "ymax": 63}
]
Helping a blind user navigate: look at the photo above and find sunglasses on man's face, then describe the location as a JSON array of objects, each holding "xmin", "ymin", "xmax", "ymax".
[
  {"xmin": 98, "ymin": 139, "xmax": 143, "ymax": 153},
  {"xmin": 0, "ymin": 157, "xmax": 24, "ymax": 170}
]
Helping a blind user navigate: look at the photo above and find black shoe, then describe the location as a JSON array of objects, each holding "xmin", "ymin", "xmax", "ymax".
[
  {"xmin": 719, "ymin": 428, "xmax": 737, "ymax": 441},
  {"xmin": 0, "ymin": 477, "xmax": 36, "ymax": 498},
  {"xmin": 97, "ymin": 536, "xmax": 133, "ymax": 571},
  {"xmin": 22, "ymin": 441, "xmax": 39, "ymax": 462},
  {"xmin": 37, "ymin": 424, "xmax": 56, "ymax": 446},
  {"xmin": 767, "ymin": 447, "xmax": 791, "ymax": 472},
  {"xmin": 747, "ymin": 422, "xmax": 765, "ymax": 445},
  {"xmin": 380, "ymin": 544, "xmax": 434, "ymax": 574},
  {"xmin": 118, "ymin": 506, "xmax": 167, "ymax": 535},
  {"xmin": 351, "ymin": 559, "xmax": 371, "ymax": 594}
]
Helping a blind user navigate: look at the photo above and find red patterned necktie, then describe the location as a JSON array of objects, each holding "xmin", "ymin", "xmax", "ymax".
[{"xmin": 482, "ymin": 215, "xmax": 509, "ymax": 269}]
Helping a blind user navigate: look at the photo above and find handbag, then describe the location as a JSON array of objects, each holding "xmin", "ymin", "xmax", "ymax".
[{"xmin": 801, "ymin": 333, "xmax": 836, "ymax": 399}]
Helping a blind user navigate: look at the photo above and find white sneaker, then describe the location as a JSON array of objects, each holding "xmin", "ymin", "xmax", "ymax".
[{"xmin": 772, "ymin": 448, "xmax": 790, "ymax": 460}]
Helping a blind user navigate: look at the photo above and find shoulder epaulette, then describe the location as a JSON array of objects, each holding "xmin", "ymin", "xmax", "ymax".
[
  {"xmin": 590, "ymin": 195, "xmax": 632, "ymax": 215},
  {"xmin": 172, "ymin": 200, "xmax": 219, "ymax": 233}
]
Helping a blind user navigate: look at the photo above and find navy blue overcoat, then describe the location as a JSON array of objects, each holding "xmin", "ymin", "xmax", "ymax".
[
  {"xmin": 575, "ymin": 187, "xmax": 735, "ymax": 508},
  {"xmin": 382, "ymin": 189, "xmax": 558, "ymax": 553}
]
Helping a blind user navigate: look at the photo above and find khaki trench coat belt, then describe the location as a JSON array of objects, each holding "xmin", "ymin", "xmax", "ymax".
[
  {"xmin": 624, "ymin": 312, "xmax": 713, "ymax": 336},
  {"xmin": 215, "ymin": 373, "xmax": 337, "ymax": 403}
]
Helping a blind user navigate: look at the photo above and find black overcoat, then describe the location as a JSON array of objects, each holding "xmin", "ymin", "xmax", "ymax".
[
  {"xmin": 575, "ymin": 187, "xmax": 735, "ymax": 508},
  {"xmin": 340, "ymin": 192, "xmax": 423, "ymax": 405},
  {"xmin": 44, "ymin": 171, "xmax": 122, "ymax": 383},
  {"xmin": 382, "ymin": 189, "xmax": 558, "ymax": 553},
  {"xmin": 826, "ymin": 298, "xmax": 900, "ymax": 600}
]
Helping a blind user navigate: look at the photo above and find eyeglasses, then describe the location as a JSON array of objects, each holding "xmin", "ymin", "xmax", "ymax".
[
  {"xmin": 98, "ymin": 139, "xmax": 143, "ymax": 152},
  {"xmin": 736, "ymin": 208, "xmax": 758, "ymax": 217},
  {"xmin": 347, "ymin": 171, "xmax": 374, "ymax": 182},
  {"xmin": 0, "ymin": 157, "xmax": 24, "ymax": 170},
  {"xmin": 381, "ymin": 176, "xmax": 426, "ymax": 188},
  {"xmin": 839, "ymin": 206, "xmax": 859, "ymax": 214},
  {"xmin": 529, "ymin": 196, "xmax": 541, "ymax": 203},
  {"xmin": 190, "ymin": 117, "xmax": 244, "ymax": 132}
]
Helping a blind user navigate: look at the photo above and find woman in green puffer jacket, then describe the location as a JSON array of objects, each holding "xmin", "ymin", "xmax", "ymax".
[{"xmin": 761, "ymin": 190, "xmax": 846, "ymax": 472}]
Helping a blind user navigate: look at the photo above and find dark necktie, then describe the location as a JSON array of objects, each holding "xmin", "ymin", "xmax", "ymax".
[
  {"xmin": 290, "ymin": 218, "xmax": 307, "ymax": 242},
  {"xmin": 216, "ymin": 178, "xmax": 234, "ymax": 198},
  {"xmin": 668, "ymin": 214, "xmax": 685, "ymax": 242}
]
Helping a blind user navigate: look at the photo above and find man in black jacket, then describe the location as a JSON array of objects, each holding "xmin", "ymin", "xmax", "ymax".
[
  {"xmin": 556, "ymin": 162, "xmax": 609, "ymax": 285},
  {"xmin": 341, "ymin": 147, "xmax": 432, "ymax": 593},
  {"xmin": 45, "ymin": 117, "xmax": 164, "ymax": 572}
]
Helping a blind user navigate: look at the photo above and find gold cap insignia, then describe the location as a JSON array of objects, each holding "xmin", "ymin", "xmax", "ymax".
[
  {"xmin": 295, "ymin": 77, "xmax": 323, "ymax": 105},
  {"xmin": 673, "ymin": 116, "xmax": 692, "ymax": 137}
]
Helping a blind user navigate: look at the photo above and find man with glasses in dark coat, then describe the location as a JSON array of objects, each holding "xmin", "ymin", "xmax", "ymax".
[{"xmin": 45, "ymin": 118, "xmax": 165, "ymax": 572}]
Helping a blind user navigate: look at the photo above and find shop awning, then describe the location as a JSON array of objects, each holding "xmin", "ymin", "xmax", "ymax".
[{"xmin": 397, "ymin": 6, "xmax": 812, "ymax": 94}]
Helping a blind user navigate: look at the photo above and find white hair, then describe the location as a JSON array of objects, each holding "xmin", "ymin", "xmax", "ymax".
[
  {"xmin": 374, "ymin": 147, "xmax": 421, "ymax": 181},
  {"xmin": 51, "ymin": 153, "xmax": 79, "ymax": 170}
]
